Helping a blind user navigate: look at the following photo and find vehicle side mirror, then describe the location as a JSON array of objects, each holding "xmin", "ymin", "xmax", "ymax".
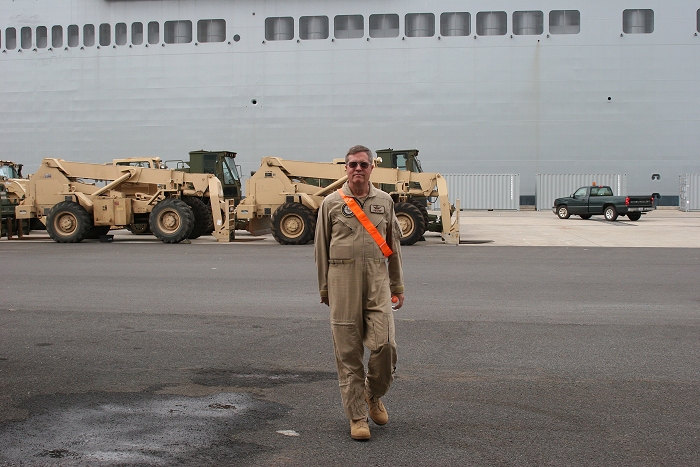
[{"xmin": 571, "ymin": 193, "xmax": 576, "ymax": 199}]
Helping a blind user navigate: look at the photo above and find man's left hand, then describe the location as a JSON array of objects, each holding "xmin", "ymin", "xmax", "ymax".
[{"xmin": 391, "ymin": 293, "xmax": 405, "ymax": 310}]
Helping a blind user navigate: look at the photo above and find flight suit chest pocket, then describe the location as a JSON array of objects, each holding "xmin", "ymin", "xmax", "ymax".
[
  {"xmin": 368, "ymin": 214, "xmax": 386, "ymax": 234},
  {"xmin": 330, "ymin": 216, "xmax": 355, "ymax": 260}
]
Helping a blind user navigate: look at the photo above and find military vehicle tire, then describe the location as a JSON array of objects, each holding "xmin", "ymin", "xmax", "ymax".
[
  {"xmin": 127, "ymin": 223, "xmax": 151, "ymax": 235},
  {"xmin": 149, "ymin": 198, "xmax": 195, "ymax": 243},
  {"xmin": 627, "ymin": 212, "xmax": 641, "ymax": 221},
  {"xmin": 271, "ymin": 202, "xmax": 316, "ymax": 245},
  {"xmin": 46, "ymin": 201, "xmax": 91, "ymax": 243},
  {"xmin": 182, "ymin": 196, "xmax": 213, "ymax": 239},
  {"xmin": 557, "ymin": 205, "xmax": 571, "ymax": 219},
  {"xmin": 408, "ymin": 199, "xmax": 430, "ymax": 236},
  {"xmin": 395, "ymin": 202, "xmax": 425, "ymax": 246},
  {"xmin": 604, "ymin": 205, "xmax": 618, "ymax": 221}
]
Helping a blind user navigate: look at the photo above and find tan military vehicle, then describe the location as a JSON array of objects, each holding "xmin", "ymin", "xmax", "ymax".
[
  {"xmin": 1, "ymin": 160, "xmax": 33, "ymax": 237},
  {"xmin": 235, "ymin": 157, "xmax": 460, "ymax": 246},
  {"xmin": 12, "ymin": 158, "xmax": 233, "ymax": 243}
]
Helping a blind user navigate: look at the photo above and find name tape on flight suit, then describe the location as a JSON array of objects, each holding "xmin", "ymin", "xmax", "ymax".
[{"xmin": 337, "ymin": 188, "xmax": 393, "ymax": 258}]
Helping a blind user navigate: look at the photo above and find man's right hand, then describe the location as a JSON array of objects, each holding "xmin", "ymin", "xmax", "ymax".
[{"xmin": 320, "ymin": 296, "xmax": 329, "ymax": 306}]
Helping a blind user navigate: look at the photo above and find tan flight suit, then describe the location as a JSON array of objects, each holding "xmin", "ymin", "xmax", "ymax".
[{"xmin": 315, "ymin": 182, "xmax": 404, "ymax": 421}]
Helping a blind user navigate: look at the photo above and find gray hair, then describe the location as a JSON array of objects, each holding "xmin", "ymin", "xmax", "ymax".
[{"xmin": 345, "ymin": 145, "xmax": 373, "ymax": 164}]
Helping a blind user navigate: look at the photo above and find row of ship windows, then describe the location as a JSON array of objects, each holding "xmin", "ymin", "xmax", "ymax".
[
  {"xmin": 265, "ymin": 9, "xmax": 659, "ymax": 40},
  {"xmin": 1, "ymin": 20, "xmax": 230, "ymax": 50},
  {"xmin": 1, "ymin": 9, "xmax": 693, "ymax": 50}
]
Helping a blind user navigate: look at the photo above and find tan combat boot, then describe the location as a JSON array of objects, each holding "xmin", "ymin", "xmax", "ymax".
[
  {"xmin": 365, "ymin": 393, "xmax": 388, "ymax": 425},
  {"xmin": 350, "ymin": 418, "xmax": 371, "ymax": 440}
]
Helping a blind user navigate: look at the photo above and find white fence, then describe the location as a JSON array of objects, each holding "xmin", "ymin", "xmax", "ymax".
[
  {"xmin": 438, "ymin": 174, "xmax": 520, "ymax": 211},
  {"xmin": 679, "ymin": 174, "xmax": 700, "ymax": 211}
]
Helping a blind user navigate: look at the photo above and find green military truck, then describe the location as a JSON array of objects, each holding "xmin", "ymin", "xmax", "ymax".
[{"xmin": 168, "ymin": 150, "xmax": 242, "ymax": 201}]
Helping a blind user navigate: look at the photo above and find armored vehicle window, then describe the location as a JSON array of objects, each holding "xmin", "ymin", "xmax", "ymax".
[
  {"xmin": 99, "ymin": 23, "xmax": 111, "ymax": 46},
  {"xmin": 198, "ymin": 19, "xmax": 226, "ymax": 43},
  {"xmin": 369, "ymin": 14, "xmax": 399, "ymax": 38},
  {"xmin": 335, "ymin": 15, "xmax": 363, "ymax": 39},
  {"xmin": 37, "ymin": 26, "xmax": 48, "ymax": 48},
  {"xmin": 1, "ymin": 165, "xmax": 18, "ymax": 179},
  {"xmin": 223, "ymin": 156, "xmax": 240, "ymax": 185},
  {"xmin": 300, "ymin": 16, "xmax": 329, "ymax": 40},
  {"xmin": 115, "ymin": 23, "xmax": 127, "ymax": 46},
  {"xmin": 406, "ymin": 13, "xmax": 435, "ymax": 37},
  {"xmin": 5, "ymin": 28, "xmax": 16, "ymax": 49},
  {"xmin": 52, "ymin": 26, "xmax": 63, "ymax": 48},
  {"xmin": 21, "ymin": 27, "xmax": 32, "ymax": 49},
  {"xmin": 395, "ymin": 154, "xmax": 408, "ymax": 170},
  {"xmin": 265, "ymin": 17, "xmax": 294, "ymax": 41},
  {"xmin": 84, "ymin": 24, "xmax": 95, "ymax": 47},
  {"xmin": 513, "ymin": 11, "xmax": 543, "ymax": 35},
  {"xmin": 116, "ymin": 161, "xmax": 152, "ymax": 168},
  {"xmin": 68, "ymin": 25, "xmax": 79, "ymax": 47},
  {"xmin": 165, "ymin": 21, "xmax": 192, "ymax": 44},
  {"xmin": 549, "ymin": 10, "xmax": 580, "ymax": 35},
  {"xmin": 440, "ymin": 12, "xmax": 470, "ymax": 36},
  {"xmin": 201, "ymin": 154, "xmax": 217, "ymax": 174},
  {"xmin": 623, "ymin": 9, "xmax": 653, "ymax": 34},
  {"xmin": 132, "ymin": 22, "xmax": 143, "ymax": 45},
  {"xmin": 148, "ymin": 21, "xmax": 159, "ymax": 45},
  {"xmin": 477, "ymin": 11, "xmax": 507, "ymax": 36}
]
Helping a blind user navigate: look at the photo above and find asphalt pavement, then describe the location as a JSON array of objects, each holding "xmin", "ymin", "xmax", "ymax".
[{"xmin": 1, "ymin": 210, "xmax": 699, "ymax": 466}]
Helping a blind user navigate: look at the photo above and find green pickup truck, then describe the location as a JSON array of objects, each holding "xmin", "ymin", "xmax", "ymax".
[{"xmin": 552, "ymin": 186, "xmax": 655, "ymax": 221}]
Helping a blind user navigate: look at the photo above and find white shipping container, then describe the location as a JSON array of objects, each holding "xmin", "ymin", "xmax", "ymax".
[
  {"xmin": 536, "ymin": 174, "xmax": 627, "ymax": 211},
  {"xmin": 679, "ymin": 174, "xmax": 700, "ymax": 212},
  {"xmin": 440, "ymin": 174, "xmax": 520, "ymax": 211}
]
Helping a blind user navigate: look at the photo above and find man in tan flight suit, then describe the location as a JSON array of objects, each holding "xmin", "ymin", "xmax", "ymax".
[{"xmin": 315, "ymin": 145, "xmax": 405, "ymax": 441}]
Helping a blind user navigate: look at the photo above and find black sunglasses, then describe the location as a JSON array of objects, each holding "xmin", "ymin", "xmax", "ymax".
[{"xmin": 346, "ymin": 161, "xmax": 371, "ymax": 169}]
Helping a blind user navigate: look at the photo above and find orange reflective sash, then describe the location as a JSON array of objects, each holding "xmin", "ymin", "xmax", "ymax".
[{"xmin": 338, "ymin": 188, "xmax": 393, "ymax": 258}]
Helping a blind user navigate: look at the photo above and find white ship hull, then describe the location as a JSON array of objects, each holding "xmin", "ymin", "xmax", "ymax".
[{"xmin": 2, "ymin": 1, "xmax": 699, "ymax": 198}]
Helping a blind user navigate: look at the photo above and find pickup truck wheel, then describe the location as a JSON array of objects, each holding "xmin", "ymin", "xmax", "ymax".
[
  {"xmin": 604, "ymin": 205, "xmax": 618, "ymax": 221},
  {"xmin": 395, "ymin": 202, "xmax": 426, "ymax": 246},
  {"xmin": 149, "ymin": 198, "xmax": 195, "ymax": 243},
  {"xmin": 46, "ymin": 201, "xmax": 91, "ymax": 243},
  {"xmin": 579, "ymin": 214, "xmax": 592, "ymax": 220},
  {"xmin": 557, "ymin": 205, "xmax": 571, "ymax": 219},
  {"xmin": 271, "ymin": 202, "xmax": 316, "ymax": 245},
  {"xmin": 627, "ymin": 212, "xmax": 641, "ymax": 221}
]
